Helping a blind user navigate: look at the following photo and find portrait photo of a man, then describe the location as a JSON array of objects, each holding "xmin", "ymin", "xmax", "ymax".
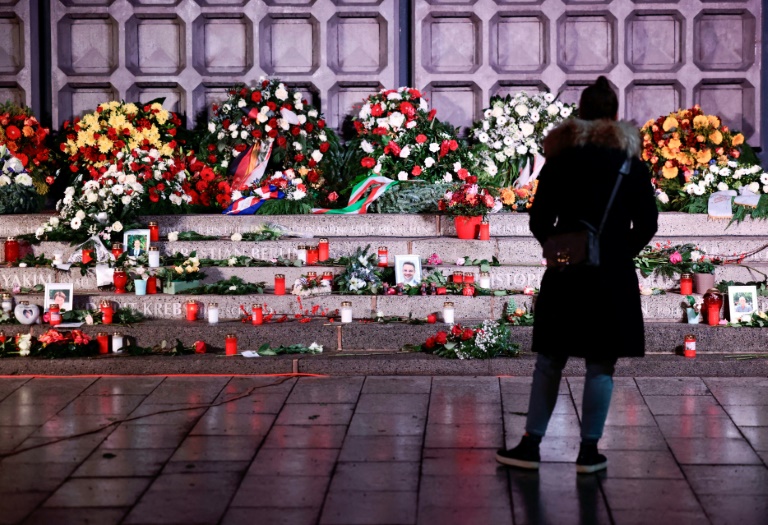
[
  {"xmin": 728, "ymin": 285, "xmax": 758, "ymax": 323},
  {"xmin": 394, "ymin": 255, "xmax": 422, "ymax": 287},
  {"xmin": 124, "ymin": 229, "xmax": 150, "ymax": 259}
]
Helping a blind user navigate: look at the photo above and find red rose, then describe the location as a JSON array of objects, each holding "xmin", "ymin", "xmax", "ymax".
[
  {"xmin": 277, "ymin": 136, "xmax": 287, "ymax": 147},
  {"xmin": 436, "ymin": 331, "xmax": 447, "ymax": 344},
  {"xmin": 207, "ymin": 154, "xmax": 217, "ymax": 164},
  {"xmin": 294, "ymin": 154, "xmax": 305, "ymax": 162},
  {"xmin": 415, "ymin": 134, "xmax": 427, "ymax": 144},
  {"xmin": 451, "ymin": 325, "xmax": 462, "ymax": 337},
  {"xmin": 461, "ymin": 328, "xmax": 474, "ymax": 341},
  {"xmin": 467, "ymin": 175, "xmax": 478, "ymax": 184},
  {"xmin": 319, "ymin": 142, "xmax": 330, "ymax": 153},
  {"xmin": 425, "ymin": 336, "xmax": 436, "ymax": 349},
  {"xmin": 361, "ymin": 157, "xmax": 376, "ymax": 169},
  {"xmin": 439, "ymin": 140, "xmax": 450, "ymax": 158},
  {"xmin": 428, "ymin": 109, "xmax": 437, "ymax": 121},
  {"xmin": 194, "ymin": 341, "xmax": 206, "ymax": 354},
  {"xmin": 307, "ymin": 171, "xmax": 319, "ymax": 183},
  {"xmin": 411, "ymin": 166, "xmax": 422, "ymax": 176},
  {"xmin": 268, "ymin": 129, "xmax": 278, "ymax": 138},
  {"xmin": 449, "ymin": 140, "xmax": 458, "ymax": 151},
  {"xmin": 251, "ymin": 91, "xmax": 262, "ymax": 103},
  {"xmin": 317, "ymin": 120, "xmax": 325, "ymax": 129},
  {"xmin": 252, "ymin": 130, "xmax": 262, "ymax": 139},
  {"xmin": 234, "ymin": 143, "xmax": 247, "ymax": 152},
  {"xmin": 59, "ymin": 142, "xmax": 67, "ymax": 152},
  {"xmin": 370, "ymin": 104, "xmax": 383, "ymax": 117},
  {"xmin": 222, "ymin": 119, "xmax": 230, "ymax": 129},
  {"xmin": 267, "ymin": 101, "xmax": 277, "ymax": 111},
  {"xmin": 291, "ymin": 126, "xmax": 300, "ymax": 136},
  {"xmin": 168, "ymin": 128, "xmax": 177, "ymax": 136},
  {"xmin": 457, "ymin": 168, "xmax": 468, "ymax": 180},
  {"xmin": 304, "ymin": 123, "xmax": 314, "ymax": 132},
  {"xmin": 328, "ymin": 191, "xmax": 338, "ymax": 202}
]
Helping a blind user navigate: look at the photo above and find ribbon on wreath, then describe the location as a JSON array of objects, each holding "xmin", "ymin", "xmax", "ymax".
[
  {"xmin": 312, "ymin": 175, "xmax": 398, "ymax": 214},
  {"xmin": 224, "ymin": 185, "xmax": 286, "ymax": 215}
]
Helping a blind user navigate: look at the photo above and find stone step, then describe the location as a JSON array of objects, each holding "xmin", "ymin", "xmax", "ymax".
[
  {"xmin": 0, "ymin": 319, "xmax": 764, "ymax": 356},
  {"xmin": 17, "ymin": 235, "xmax": 768, "ymax": 267},
  {"xmin": 2, "ymin": 261, "xmax": 766, "ymax": 292},
  {"xmin": 5, "ymin": 289, "xmax": 761, "ymax": 322},
  {"xmin": 2, "ymin": 212, "xmax": 767, "ymax": 239}
]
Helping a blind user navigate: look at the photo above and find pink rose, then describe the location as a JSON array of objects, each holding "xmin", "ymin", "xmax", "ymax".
[
  {"xmin": 523, "ymin": 286, "xmax": 535, "ymax": 295},
  {"xmin": 669, "ymin": 251, "xmax": 683, "ymax": 264}
]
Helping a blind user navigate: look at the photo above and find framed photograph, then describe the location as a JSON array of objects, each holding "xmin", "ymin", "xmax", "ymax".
[
  {"xmin": 728, "ymin": 285, "xmax": 758, "ymax": 323},
  {"xmin": 394, "ymin": 255, "xmax": 422, "ymax": 287},
  {"xmin": 44, "ymin": 283, "xmax": 74, "ymax": 312},
  {"xmin": 124, "ymin": 229, "xmax": 150, "ymax": 259}
]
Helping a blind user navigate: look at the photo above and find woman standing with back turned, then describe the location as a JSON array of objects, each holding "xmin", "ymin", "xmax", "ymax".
[{"xmin": 496, "ymin": 77, "xmax": 659, "ymax": 473}]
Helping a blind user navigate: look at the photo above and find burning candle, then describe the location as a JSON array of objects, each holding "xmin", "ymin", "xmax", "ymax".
[
  {"xmin": 0, "ymin": 330, "xmax": 5, "ymax": 343},
  {"xmin": 185, "ymin": 300, "xmax": 199, "ymax": 321},
  {"xmin": 341, "ymin": 301, "xmax": 352, "ymax": 323},
  {"xmin": 443, "ymin": 302, "xmax": 455, "ymax": 324},
  {"xmin": 322, "ymin": 271, "xmax": 333, "ymax": 281},
  {"xmin": 377, "ymin": 246, "xmax": 388, "ymax": 267},
  {"xmin": 112, "ymin": 332, "xmax": 124, "ymax": 353},
  {"xmin": 100, "ymin": 300, "xmax": 113, "ymax": 324},
  {"xmin": 82, "ymin": 248, "xmax": 94, "ymax": 264},
  {"xmin": 148, "ymin": 221, "xmax": 159, "ymax": 242},
  {"xmin": 318, "ymin": 238, "xmax": 329, "ymax": 262},
  {"xmin": 208, "ymin": 303, "xmax": 219, "ymax": 325},
  {"xmin": 4, "ymin": 237, "xmax": 19, "ymax": 264},
  {"xmin": 296, "ymin": 245, "xmax": 307, "ymax": 264},
  {"xmin": 111, "ymin": 242, "xmax": 123, "ymax": 259},
  {"xmin": 252, "ymin": 304, "xmax": 263, "ymax": 325},
  {"xmin": 307, "ymin": 246, "xmax": 319, "ymax": 265},
  {"xmin": 274, "ymin": 274, "xmax": 286, "ymax": 295},
  {"xmin": 680, "ymin": 273, "xmax": 693, "ymax": 296},
  {"xmin": 478, "ymin": 220, "xmax": 490, "ymax": 241},
  {"xmin": 479, "ymin": 271, "xmax": 491, "ymax": 289},
  {"xmin": 225, "ymin": 334, "xmax": 237, "ymax": 356},
  {"xmin": 49, "ymin": 304, "xmax": 61, "ymax": 326},
  {"xmin": 148, "ymin": 247, "xmax": 160, "ymax": 268},
  {"xmin": 452, "ymin": 271, "xmax": 464, "ymax": 284},
  {"xmin": 1, "ymin": 293, "xmax": 12, "ymax": 313},
  {"xmin": 97, "ymin": 332, "xmax": 109, "ymax": 354},
  {"xmin": 463, "ymin": 272, "xmax": 475, "ymax": 284},
  {"xmin": 113, "ymin": 268, "xmax": 128, "ymax": 294}
]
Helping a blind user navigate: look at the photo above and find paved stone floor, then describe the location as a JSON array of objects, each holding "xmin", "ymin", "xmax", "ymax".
[{"xmin": 0, "ymin": 375, "xmax": 767, "ymax": 525}]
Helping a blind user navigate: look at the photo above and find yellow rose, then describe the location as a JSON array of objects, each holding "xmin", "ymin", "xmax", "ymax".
[
  {"xmin": 663, "ymin": 117, "xmax": 678, "ymax": 132},
  {"xmin": 662, "ymin": 162, "xmax": 678, "ymax": 179},
  {"xmin": 174, "ymin": 266, "xmax": 183, "ymax": 274},
  {"xmin": 692, "ymin": 115, "xmax": 709, "ymax": 128},
  {"xmin": 709, "ymin": 130, "xmax": 723, "ymax": 145},
  {"xmin": 707, "ymin": 115, "xmax": 721, "ymax": 128},
  {"xmin": 732, "ymin": 133, "xmax": 745, "ymax": 146}
]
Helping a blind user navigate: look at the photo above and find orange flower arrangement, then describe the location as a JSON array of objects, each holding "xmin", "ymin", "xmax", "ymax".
[
  {"xmin": 0, "ymin": 102, "xmax": 53, "ymax": 194},
  {"xmin": 499, "ymin": 180, "xmax": 538, "ymax": 211},
  {"xmin": 640, "ymin": 105, "xmax": 745, "ymax": 197}
]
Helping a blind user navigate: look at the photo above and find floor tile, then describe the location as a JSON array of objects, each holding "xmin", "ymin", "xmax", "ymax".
[
  {"xmin": 162, "ymin": 460, "xmax": 250, "ymax": 474},
  {"xmin": 140, "ymin": 377, "xmax": 230, "ymax": 405},
  {"xmin": 0, "ymin": 462, "xmax": 77, "ymax": 492},
  {"xmin": 100, "ymin": 423, "xmax": 189, "ymax": 449},
  {"xmin": 329, "ymin": 462, "xmax": 419, "ymax": 492},
  {"xmin": 355, "ymin": 394, "xmax": 429, "ymax": 415},
  {"xmin": 505, "ymin": 413, "xmax": 583, "ymax": 438},
  {"xmin": 348, "ymin": 413, "xmax": 426, "ymax": 437},
  {"xmin": 602, "ymin": 450, "xmax": 684, "ymax": 479},
  {"xmin": 262, "ymin": 425, "xmax": 347, "ymax": 449},
  {"xmin": 599, "ymin": 425, "xmax": 668, "ymax": 451},
  {"xmin": 601, "ymin": 479, "xmax": 703, "ymax": 511},
  {"xmin": 0, "ymin": 378, "xmax": 29, "ymax": 402},
  {"xmin": 655, "ymin": 415, "xmax": 742, "ymax": 439},
  {"xmin": 125, "ymin": 404, "xmax": 206, "ymax": 426},
  {"xmin": 699, "ymin": 494, "xmax": 768, "ymax": 525},
  {"xmin": 189, "ymin": 411, "xmax": 274, "ymax": 436},
  {"xmin": 73, "ymin": 448, "xmax": 174, "ymax": 478},
  {"xmin": 231, "ymin": 475, "xmax": 329, "ymax": 507},
  {"xmin": 419, "ymin": 474, "xmax": 510, "ymax": 508},
  {"xmin": 602, "ymin": 405, "xmax": 658, "ymax": 427},
  {"xmin": 170, "ymin": 435, "xmax": 259, "ymax": 462},
  {"xmin": 338, "ymin": 435, "xmax": 423, "ymax": 463},
  {"xmin": 286, "ymin": 377, "xmax": 364, "ymax": 404},
  {"xmin": 425, "ymin": 423, "xmax": 503, "ymax": 448},
  {"xmin": 204, "ymin": 394, "xmax": 288, "ymax": 414},
  {"xmin": 216, "ymin": 376, "xmax": 296, "ymax": 398},
  {"xmin": 0, "ymin": 404, "xmax": 60, "ymax": 426},
  {"xmin": 665, "ymin": 437, "xmax": 763, "ymax": 465},
  {"xmin": 362, "ymin": 376, "xmax": 431, "ymax": 394},
  {"xmin": 682, "ymin": 465, "xmax": 768, "ymax": 495},
  {"xmin": 422, "ymin": 449, "xmax": 502, "ymax": 477},
  {"xmin": 418, "ymin": 505, "xmax": 512, "ymax": 525},
  {"xmin": 81, "ymin": 376, "xmax": 164, "ymax": 396},
  {"xmin": 740, "ymin": 426, "xmax": 768, "ymax": 451},
  {"xmin": 44, "ymin": 477, "xmax": 150, "ymax": 508},
  {"xmin": 22, "ymin": 507, "xmax": 127, "ymax": 525},
  {"xmin": 609, "ymin": 510, "xmax": 709, "ymax": 525},
  {"xmin": 0, "ymin": 425, "xmax": 38, "ymax": 453},
  {"xmin": 33, "ymin": 415, "xmax": 118, "ymax": 438},
  {"xmin": 0, "ymin": 492, "xmax": 50, "ymax": 525},
  {"xmin": 321, "ymin": 491, "xmax": 417, "ymax": 525},
  {"xmin": 431, "ymin": 401, "xmax": 502, "ymax": 425},
  {"xmin": 248, "ymin": 448, "xmax": 339, "ymax": 477},
  {"xmin": 706, "ymin": 385, "xmax": 768, "ymax": 406},
  {"xmin": 3, "ymin": 430, "xmax": 111, "ymax": 464},
  {"xmin": 221, "ymin": 507, "xmax": 319, "ymax": 525},
  {"xmin": 635, "ymin": 377, "xmax": 711, "ymax": 396},
  {"xmin": 722, "ymin": 405, "xmax": 768, "ymax": 426},
  {"xmin": 275, "ymin": 403, "xmax": 355, "ymax": 425},
  {"xmin": 503, "ymin": 395, "xmax": 575, "ymax": 415},
  {"xmin": 643, "ymin": 395, "xmax": 726, "ymax": 416},
  {"xmin": 58, "ymin": 395, "xmax": 145, "ymax": 416}
]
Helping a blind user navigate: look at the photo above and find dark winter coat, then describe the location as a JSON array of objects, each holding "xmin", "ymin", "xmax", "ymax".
[{"xmin": 529, "ymin": 118, "xmax": 659, "ymax": 359}]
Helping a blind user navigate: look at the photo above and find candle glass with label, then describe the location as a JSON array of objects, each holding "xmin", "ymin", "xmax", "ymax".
[
  {"xmin": 225, "ymin": 334, "xmax": 238, "ymax": 356},
  {"xmin": 185, "ymin": 300, "xmax": 199, "ymax": 321},
  {"xmin": 252, "ymin": 304, "xmax": 263, "ymax": 325},
  {"xmin": 49, "ymin": 304, "xmax": 61, "ymax": 326},
  {"xmin": 82, "ymin": 248, "xmax": 95, "ymax": 264},
  {"xmin": 1, "ymin": 293, "xmax": 12, "ymax": 313},
  {"xmin": 377, "ymin": 247, "xmax": 388, "ymax": 267},
  {"xmin": 318, "ymin": 239, "xmax": 329, "ymax": 262},
  {"xmin": 341, "ymin": 301, "xmax": 352, "ymax": 323},
  {"xmin": 111, "ymin": 242, "xmax": 123, "ymax": 259},
  {"xmin": 97, "ymin": 332, "xmax": 110, "ymax": 354},
  {"xmin": 113, "ymin": 268, "xmax": 128, "ymax": 294},
  {"xmin": 148, "ymin": 221, "xmax": 159, "ymax": 242},
  {"xmin": 146, "ymin": 275, "xmax": 158, "ymax": 294},
  {"xmin": 307, "ymin": 246, "xmax": 319, "ymax": 265},
  {"xmin": 100, "ymin": 301, "xmax": 113, "ymax": 324},
  {"xmin": 452, "ymin": 271, "xmax": 464, "ymax": 284},
  {"xmin": 274, "ymin": 274, "xmax": 286, "ymax": 295},
  {"xmin": 478, "ymin": 220, "xmax": 490, "ymax": 241},
  {"xmin": 4, "ymin": 237, "xmax": 19, "ymax": 264},
  {"xmin": 296, "ymin": 245, "xmax": 307, "ymax": 264},
  {"xmin": 443, "ymin": 302, "xmax": 455, "ymax": 324},
  {"xmin": 148, "ymin": 247, "xmax": 160, "ymax": 268},
  {"xmin": 680, "ymin": 273, "xmax": 693, "ymax": 296},
  {"xmin": 479, "ymin": 272, "xmax": 491, "ymax": 289}
]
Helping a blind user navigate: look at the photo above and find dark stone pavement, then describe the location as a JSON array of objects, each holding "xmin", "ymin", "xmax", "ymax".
[{"xmin": 0, "ymin": 375, "xmax": 767, "ymax": 525}]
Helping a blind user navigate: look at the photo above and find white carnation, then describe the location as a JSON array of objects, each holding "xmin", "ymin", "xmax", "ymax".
[
  {"xmin": 70, "ymin": 217, "xmax": 81, "ymax": 230},
  {"xmin": 424, "ymin": 157, "xmax": 435, "ymax": 168},
  {"xmin": 231, "ymin": 232, "xmax": 242, "ymax": 242},
  {"xmin": 397, "ymin": 171, "xmax": 408, "ymax": 181},
  {"xmin": 514, "ymin": 104, "xmax": 528, "ymax": 116}
]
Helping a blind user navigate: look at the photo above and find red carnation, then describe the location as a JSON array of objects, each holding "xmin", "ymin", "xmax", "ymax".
[
  {"xmin": 304, "ymin": 123, "xmax": 314, "ymax": 132},
  {"xmin": 291, "ymin": 126, "xmax": 300, "ymax": 136},
  {"xmin": 307, "ymin": 171, "xmax": 319, "ymax": 183},
  {"xmin": 361, "ymin": 157, "xmax": 376, "ymax": 169},
  {"xmin": 370, "ymin": 104, "xmax": 383, "ymax": 117},
  {"xmin": 411, "ymin": 166, "xmax": 422, "ymax": 176},
  {"xmin": 373, "ymin": 127, "xmax": 387, "ymax": 136},
  {"xmin": 268, "ymin": 129, "xmax": 278, "ymax": 138},
  {"xmin": 251, "ymin": 91, "xmax": 262, "ymax": 103},
  {"xmin": 207, "ymin": 154, "xmax": 217, "ymax": 164},
  {"xmin": 277, "ymin": 136, "xmax": 287, "ymax": 147},
  {"xmin": 449, "ymin": 140, "xmax": 458, "ymax": 151},
  {"xmin": 408, "ymin": 89, "xmax": 421, "ymax": 99},
  {"xmin": 328, "ymin": 191, "xmax": 338, "ymax": 202},
  {"xmin": 415, "ymin": 134, "xmax": 427, "ymax": 144},
  {"xmin": 399, "ymin": 101, "xmax": 415, "ymax": 118},
  {"xmin": 319, "ymin": 142, "xmax": 330, "ymax": 153},
  {"xmin": 451, "ymin": 325, "xmax": 462, "ymax": 337},
  {"xmin": 294, "ymin": 154, "xmax": 305, "ymax": 162},
  {"xmin": 234, "ymin": 143, "xmax": 247, "ymax": 152},
  {"xmin": 200, "ymin": 167, "xmax": 215, "ymax": 182},
  {"xmin": 436, "ymin": 331, "xmax": 448, "ymax": 344},
  {"xmin": 457, "ymin": 168, "xmax": 469, "ymax": 180}
]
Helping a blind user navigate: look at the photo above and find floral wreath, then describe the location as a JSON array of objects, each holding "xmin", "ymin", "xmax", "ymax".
[{"xmin": 0, "ymin": 101, "xmax": 53, "ymax": 195}]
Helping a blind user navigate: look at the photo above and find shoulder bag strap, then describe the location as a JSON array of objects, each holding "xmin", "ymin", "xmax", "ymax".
[{"xmin": 596, "ymin": 157, "xmax": 632, "ymax": 236}]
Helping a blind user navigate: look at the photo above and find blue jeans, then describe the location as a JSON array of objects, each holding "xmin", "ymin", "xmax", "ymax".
[{"xmin": 525, "ymin": 353, "xmax": 617, "ymax": 441}]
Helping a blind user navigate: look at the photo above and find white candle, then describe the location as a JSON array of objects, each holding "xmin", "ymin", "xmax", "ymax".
[
  {"xmin": 443, "ymin": 302, "xmax": 455, "ymax": 324},
  {"xmin": 479, "ymin": 272, "xmax": 491, "ymax": 289},
  {"xmin": 1, "ymin": 294, "xmax": 11, "ymax": 313},
  {"xmin": 112, "ymin": 333, "xmax": 124, "ymax": 353},
  {"xmin": 148, "ymin": 247, "xmax": 160, "ymax": 268},
  {"xmin": 53, "ymin": 253, "xmax": 63, "ymax": 264},
  {"xmin": 208, "ymin": 303, "xmax": 219, "ymax": 325},
  {"xmin": 341, "ymin": 301, "xmax": 352, "ymax": 323},
  {"xmin": 297, "ymin": 245, "xmax": 307, "ymax": 264}
]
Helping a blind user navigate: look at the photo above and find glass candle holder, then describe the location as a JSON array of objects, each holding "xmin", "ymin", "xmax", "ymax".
[
  {"xmin": 478, "ymin": 220, "xmax": 490, "ymax": 241},
  {"xmin": 479, "ymin": 272, "xmax": 491, "ymax": 289},
  {"xmin": 111, "ymin": 242, "xmax": 123, "ymax": 259},
  {"xmin": 97, "ymin": 332, "xmax": 110, "ymax": 354},
  {"xmin": 322, "ymin": 271, "xmax": 333, "ymax": 281},
  {"xmin": 680, "ymin": 273, "xmax": 693, "ymax": 296},
  {"xmin": 148, "ymin": 221, "xmax": 159, "ymax": 242},
  {"xmin": 49, "ymin": 304, "xmax": 61, "ymax": 326},
  {"xmin": 185, "ymin": 300, "xmax": 198, "ymax": 321},
  {"xmin": 252, "ymin": 304, "xmax": 263, "ymax": 325},
  {"xmin": 4, "ymin": 237, "xmax": 19, "ymax": 264},
  {"xmin": 148, "ymin": 247, "xmax": 160, "ymax": 268},
  {"xmin": 146, "ymin": 276, "xmax": 158, "ymax": 295},
  {"xmin": 307, "ymin": 246, "xmax": 319, "ymax": 265},
  {"xmin": 377, "ymin": 246, "xmax": 388, "ymax": 267},
  {"xmin": 113, "ymin": 268, "xmax": 128, "ymax": 294},
  {"xmin": 296, "ymin": 245, "xmax": 307, "ymax": 264},
  {"xmin": 443, "ymin": 302, "xmax": 455, "ymax": 324},
  {"xmin": 100, "ymin": 300, "xmax": 113, "ymax": 324},
  {"xmin": 463, "ymin": 272, "xmax": 475, "ymax": 284},
  {"xmin": 318, "ymin": 238, "xmax": 329, "ymax": 262},
  {"xmin": 112, "ymin": 333, "xmax": 124, "ymax": 353},
  {"xmin": 225, "ymin": 334, "xmax": 237, "ymax": 356},
  {"xmin": 208, "ymin": 303, "xmax": 219, "ymax": 325},
  {"xmin": 1, "ymin": 293, "xmax": 12, "ymax": 313},
  {"xmin": 306, "ymin": 271, "xmax": 317, "ymax": 281},
  {"xmin": 274, "ymin": 274, "xmax": 286, "ymax": 295},
  {"xmin": 452, "ymin": 271, "xmax": 464, "ymax": 284},
  {"xmin": 341, "ymin": 301, "xmax": 352, "ymax": 323}
]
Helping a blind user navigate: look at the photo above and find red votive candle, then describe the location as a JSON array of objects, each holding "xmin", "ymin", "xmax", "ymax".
[
  {"xmin": 377, "ymin": 246, "xmax": 388, "ymax": 267},
  {"xmin": 307, "ymin": 246, "xmax": 319, "ymax": 265},
  {"xmin": 82, "ymin": 248, "xmax": 94, "ymax": 264},
  {"xmin": 225, "ymin": 334, "xmax": 237, "ymax": 356},
  {"xmin": 453, "ymin": 271, "xmax": 464, "ymax": 284},
  {"xmin": 478, "ymin": 220, "xmax": 490, "ymax": 241},
  {"xmin": 100, "ymin": 300, "xmax": 113, "ymax": 324},
  {"xmin": 111, "ymin": 242, "xmax": 123, "ymax": 259},
  {"xmin": 146, "ymin": 275, "xmax": 158, "ymax": 294},
  {"xmin": 185, "ymin": 300, "xmax": 198, "ymax": 321},
  {"xmin": 148, "ymin": 221, "xmax": 159, "ymax": 242},
  {"xmin": 322, "ymin": 271, "xmax": 333, "ymax": 281},
  {"xmin": 463, "ymin": 272, "xmax": 475, "ymax": 284},
  {"xmin": 252, "ymin": 304, "xmax": 263, "ymax": 325},
  {"xmin": 4, "ymin": 237, "xmax": 19, "ymax": 264},
  {"xmin": 318, "ymin": 238, "xmax": 329, "ymax": 262},
  {"xmin": 680, "ymin": 273, "xmax": 693, "ymax": 296},
  {"xmin": 49, "ymin": 304, "xmax": 61, "ymax": 326},
  {"xmin": 113, "ymin": 268, "xmax": 127, "ymax": 294},
  {"xmin": 97, "ymin": 332, "xmax": 109, "ymax": 354},
  {"xmin": 274, "ymin": 274, "xmax": 286, "ymax": 295}
]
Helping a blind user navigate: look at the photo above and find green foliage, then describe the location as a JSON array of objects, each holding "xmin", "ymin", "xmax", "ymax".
[
  {"xmin": 186, "ymin": 276, "xmax": 265, "ymax": 295},
  {"xmin": 457, "ymin": 256, "xmax": 500, "ymax": 273},
  {"xmin": 368, "ymin": 182, "xmax": 452, "ymax": 214},
  {"xmin": 175, "ymin": 231, "xmax": 220, "ymax": 241},
  {"xmin": 257, "ymin": 342, "xmax": 323, "ymax": 356},
  {"xmin": 255, "ymin": 199, "xmax": 311, "ymax": 215},
  {"xmin": 0, "ymin": 184, "xmax": 41, "ymax": 214},
  {"xmin": 12, "ymin": 253, "xmax": 52, "ymax": 267},
  {"xmin": 334, "ymin": 245, "xmax": 383, "ymax": 295}
]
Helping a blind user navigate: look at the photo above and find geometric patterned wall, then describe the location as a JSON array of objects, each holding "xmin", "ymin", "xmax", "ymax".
[
  {"xmin": 0, "ymin": 0, "xmax": 35, "ymax": 108},
  {"xmin": 48, "ymin": 0, "xmax": 399, "ymax": 129},
  {"xmin": 413, "ymin": 0, "xmax": 763, "ymax": 143}
]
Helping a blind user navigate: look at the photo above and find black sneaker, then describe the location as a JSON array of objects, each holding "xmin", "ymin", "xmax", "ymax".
[
  {"xmin": 495, "ymin": 438, "xmax": 541, "ymax": 470},
  {"xmin": 576, "ymin": 447, "xmax": 607, "ymax": 474}
]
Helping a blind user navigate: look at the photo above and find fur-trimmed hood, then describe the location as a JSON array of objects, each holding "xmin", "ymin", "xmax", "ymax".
[{"xmin": 542, "ymin": 119, "xmax": 641, "ymax": 159}]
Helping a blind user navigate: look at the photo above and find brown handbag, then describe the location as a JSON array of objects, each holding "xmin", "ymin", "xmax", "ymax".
[{"xmin": 542, "ymin": 158, "xmax": 631, "ymax": 268}]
